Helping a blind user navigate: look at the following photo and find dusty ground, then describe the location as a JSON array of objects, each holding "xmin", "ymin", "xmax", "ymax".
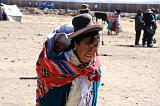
[{"xmin": 0, "ymin": 14, "xmax": 160, "ymax": 106}]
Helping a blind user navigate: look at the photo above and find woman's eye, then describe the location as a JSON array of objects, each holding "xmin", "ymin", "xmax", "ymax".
[
  {"xmin": 85, "ymin": 42, "xmax": 90, "ymax": 45},
  {"xmin": 83, "ymin": 42, "xmax": 90, "ymax": 45},
  {"xmin": 94, "ymin": 44, "xmax": 98, "ymax": 47}
]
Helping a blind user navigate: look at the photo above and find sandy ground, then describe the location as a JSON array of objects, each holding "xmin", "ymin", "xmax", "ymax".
[{"xmin": 0, "ymin": 14, "xmax": 160, "ymax": 106}]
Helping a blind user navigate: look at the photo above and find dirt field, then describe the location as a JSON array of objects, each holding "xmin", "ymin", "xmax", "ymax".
[{"xmin": 0, "ymin": 14, "xmax": 160, "ymax": 106}]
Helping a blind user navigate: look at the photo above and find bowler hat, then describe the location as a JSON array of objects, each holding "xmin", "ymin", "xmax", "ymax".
[
  {"xmin": 69, "ymin": 13, "xmax": 103, "ymax": 38},
  {"xmin": 79, "ymin": 4, "xmax": 90, "ymax": 12}
]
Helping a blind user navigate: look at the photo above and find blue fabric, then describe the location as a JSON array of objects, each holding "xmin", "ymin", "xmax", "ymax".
[
  {"xmin": 152, "ymin": 13, "xmax": 157, "ymax": 21},
  {"xmin": 55, "ymin": 24, "xmax": 74, "ymax": 34},
  {"xmin": 91, "ymin": 67, "xmax": 102, "ymax": 106},
  {"xmin": 46, "ymin": 24, "xmax": 74, "ymax": 60},
  {"xmin": 39, "ymin": 83, "xmax": 72, "ymax": 106},
  {"xmin": 107, "ymin": 21, "xmax": 112, "ymax": 30}
]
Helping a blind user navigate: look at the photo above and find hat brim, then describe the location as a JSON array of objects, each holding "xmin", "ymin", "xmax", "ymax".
[
  {"xmin": 79, "ymin": 8, "xmax": 90, "ymax": 11},
  {"xmin": 68, "ymin": 25, "xmax": 103, "ymax": 39}
]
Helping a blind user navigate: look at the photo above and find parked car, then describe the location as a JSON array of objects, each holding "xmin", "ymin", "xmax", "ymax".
[{"xmin": 38, "ymin": 2, "xmax": 55, "ymax": 9}]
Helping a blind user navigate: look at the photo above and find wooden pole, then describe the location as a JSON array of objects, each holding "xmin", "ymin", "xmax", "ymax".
[
  {"xmin": 0, "ymin": 0, "xmax": 2, "ymax": 20},
  {"xmin": 102, "ymin": 28, "xmax": 104, "ymax": 45}
]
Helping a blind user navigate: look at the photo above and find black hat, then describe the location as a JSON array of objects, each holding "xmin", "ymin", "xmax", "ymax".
[
  {"xmin": 69, "ymin": 13, "xmax": 103, "ymax": 38},
  {"xmin": 79, "ymin": 4, "xmax": 90, "ymax": 13},
  {"xmin": 115, "ymin": 9, "xmax": 121, "ymax": 14}
]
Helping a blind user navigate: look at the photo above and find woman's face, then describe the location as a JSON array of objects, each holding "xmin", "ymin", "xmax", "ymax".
[{"xmin": 75, "ymin": 35, "xmax": 100, "ymax": 63}]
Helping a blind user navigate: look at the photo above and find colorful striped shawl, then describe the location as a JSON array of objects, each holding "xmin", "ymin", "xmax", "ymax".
[{"xmin": 36, "ymin": 46, "xmax": 101, "ymax": 102}]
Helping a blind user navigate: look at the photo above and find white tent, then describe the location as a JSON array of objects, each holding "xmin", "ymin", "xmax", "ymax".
[{"xmin": 2, "ymin": 3, "xmax": 22, "ymax": 22}]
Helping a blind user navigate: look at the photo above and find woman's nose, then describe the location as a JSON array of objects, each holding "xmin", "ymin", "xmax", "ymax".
[{"xmin": 88, "ymin": 45, "xmax": 98, "ymax": 53}]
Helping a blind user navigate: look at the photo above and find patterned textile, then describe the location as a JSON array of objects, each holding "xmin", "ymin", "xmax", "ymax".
[{"xmin": 36, "ymin": 45, "xmax": 101, "ymax": 106}]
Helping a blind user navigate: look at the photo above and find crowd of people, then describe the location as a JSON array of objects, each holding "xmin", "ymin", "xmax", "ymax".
[
  {"xmin": 106, "ymin": 7, "xmax": 158, "ymax": 48},
  {"xmin": 134, "ymin": 8, "xmax": 158, "ymax": 47}
]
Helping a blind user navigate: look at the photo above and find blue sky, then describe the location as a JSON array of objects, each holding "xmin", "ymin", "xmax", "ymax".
[{"xmin": 41, "ymin": 0, "xmax": 160, "ymax": 4}]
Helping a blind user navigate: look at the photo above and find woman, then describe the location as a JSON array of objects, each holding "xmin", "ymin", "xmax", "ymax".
[
  {"xmin": 113, "ymin": 9, "xmax": 122, "ymax": 35},
  {"xmin": 142, "ymin": 9, "xmax": 156, "ymax": 47},
  {"xmin": 134, "ymin": 10, "xmax": 143, "ymax": 46},
  {"xmin": 107, "ymin": 12, "xmax": 114, "ymax": 35},
  {"xmin": 36, "ymin": 13, "xmax": 103, "ymax": 106}
]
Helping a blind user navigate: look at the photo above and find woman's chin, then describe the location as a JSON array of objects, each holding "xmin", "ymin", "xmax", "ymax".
[{"xmin": 82, "ymin": 57, "xmax": 94, "ymax": 63}]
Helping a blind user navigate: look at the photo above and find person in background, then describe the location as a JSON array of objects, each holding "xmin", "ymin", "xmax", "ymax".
[
  {"xmin": 94, "ymin": 4, "xmax": 98, "ymax": 11},
  {"xmin": 0, "ymin": 4, "xmax": 5, "ymax": 20},
  {"xmin": 107, "ymin": 20, "xmax": 112, "ymax": 35},
  {"xmin": 134, "ymin": 10, "xmax": 143, "ymax": 46},
  {"xmin": 114, "ymin": 9, "xmax": 122, "ymax": 35},
  {"xmin": 151, "ymin": 8, "xmax": 158, "ymax": 44},
  {"xmin": 151, "ymin": 8, "xmax": 158, "ymax": 21},
  {"xmin": 107, "ymin": 12, "xmax": 114, "ymax": 35},
  {"xmin": 142, "ymin": 9, "xmax": 156, "ymax": 47},
  {"xmin": 36, "ymin": 13, "xmax": 103, "ymax": 106},
  {"xmin": 79, "ymin": 4, "xmax": 90, "ymax": 14}
]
